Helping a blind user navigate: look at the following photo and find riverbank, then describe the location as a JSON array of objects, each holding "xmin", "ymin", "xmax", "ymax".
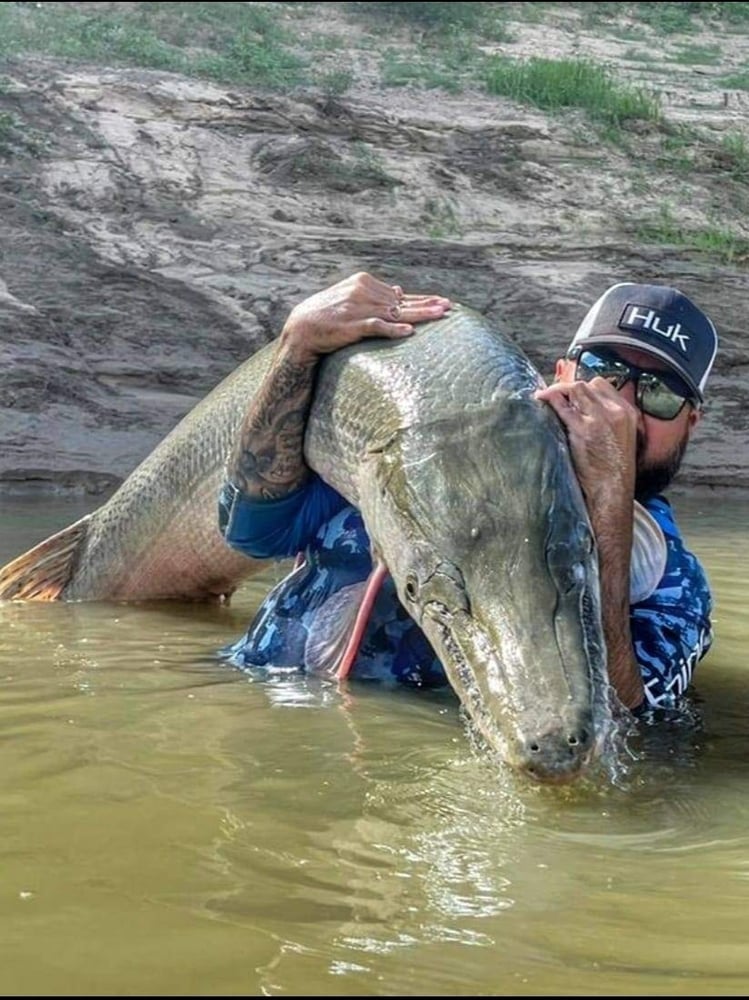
[{"xmin": 1, "ymin": 2, "xmax": 747, "ymax": 491}]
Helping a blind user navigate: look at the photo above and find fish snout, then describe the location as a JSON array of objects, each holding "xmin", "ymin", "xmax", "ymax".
[{"xmin": 514, "ymin": 722, "xmax": 596, "ymax": 784}]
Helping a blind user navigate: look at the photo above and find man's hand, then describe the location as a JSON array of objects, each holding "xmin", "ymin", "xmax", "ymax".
[
  {"xmin": 228, "ymin": 272, "xmax": 451, "ymax": 503},
  {"xmin": 534, "ymin": 376, "xmax": 638, "ymax": 507},
  {"xmin": 280, "ymin": 271, "xmax": 452, "ymax": 363},
  {"xmin": 535, "ymin": 376, "xmax": 644, "ymax": 710}
]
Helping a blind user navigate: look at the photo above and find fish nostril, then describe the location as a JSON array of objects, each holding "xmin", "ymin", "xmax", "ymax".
[{"xmin": 527, "ymin": 731, "xmax": 589, "ymax": 754}]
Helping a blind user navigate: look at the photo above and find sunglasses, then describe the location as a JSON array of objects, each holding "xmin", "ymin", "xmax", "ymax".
[{"xmin": 569, "ymin": 347, "xmax": 696, "ymax": 420}]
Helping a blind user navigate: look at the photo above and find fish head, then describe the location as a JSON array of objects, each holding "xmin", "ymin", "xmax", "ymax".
[{"xmin": 360, "ymin": 400, "xmax": 614, "ymax": 784}]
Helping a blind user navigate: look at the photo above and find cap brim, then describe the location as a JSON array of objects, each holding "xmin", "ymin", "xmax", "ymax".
[{"xmin": 574, "ymin": 334, "xmax": 703, "ymax": 402}]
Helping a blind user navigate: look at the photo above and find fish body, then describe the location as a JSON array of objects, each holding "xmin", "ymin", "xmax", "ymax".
[
  {"xmin": 0, "ymin": 305, "xmax": 665, "ymax": 780},
  {"xmin": 0, "ymin": 344, "xmax": 279, "ymax": 602},
  {"xmin": 305, "ymin": 306, "xmax": 614, "ymax": 780}
]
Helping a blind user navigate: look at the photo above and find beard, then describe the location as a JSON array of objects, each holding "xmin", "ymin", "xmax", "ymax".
[{"xmin": 635, "ymin": 431, "xmax": 689, "ymax": 502}]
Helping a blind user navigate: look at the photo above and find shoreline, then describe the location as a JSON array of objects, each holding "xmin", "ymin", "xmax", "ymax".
[{"xmin": 0, "ymin": 479, "xmax": 746, "ymax": 500}]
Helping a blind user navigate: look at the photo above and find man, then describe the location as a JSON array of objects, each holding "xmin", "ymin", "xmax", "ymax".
[{"xmin": 218, "ymin": 273, "xmax": 717, "ymax": 713}]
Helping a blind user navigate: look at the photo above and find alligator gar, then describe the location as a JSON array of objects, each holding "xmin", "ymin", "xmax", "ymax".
[{"xmin": 0, "ymin": 305, "xmax": 665, "ymax": 780}]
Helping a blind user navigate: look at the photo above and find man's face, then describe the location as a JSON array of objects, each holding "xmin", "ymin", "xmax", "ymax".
[{"xmin": 556, "ymin": 345, "xmax": 701, "ymax": 500}]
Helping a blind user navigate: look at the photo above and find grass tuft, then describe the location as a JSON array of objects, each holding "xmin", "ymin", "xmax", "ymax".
[{"xmin": 485, "ymin": 56, "xmax": 661, "ymax": 127}]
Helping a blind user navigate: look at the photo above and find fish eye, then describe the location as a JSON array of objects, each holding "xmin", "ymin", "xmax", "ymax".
[{"xmin": 404, "ymin": 574, "xmax": 419, "ymax": 602}]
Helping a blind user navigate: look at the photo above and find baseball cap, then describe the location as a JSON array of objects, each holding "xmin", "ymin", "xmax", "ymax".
[{"xmin": 567, "ymin": 282, "xmax": 718, "ymax": 402}]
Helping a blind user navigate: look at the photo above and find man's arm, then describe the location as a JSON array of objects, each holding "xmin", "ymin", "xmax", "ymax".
[
  {"xmin": 220, "ymin": 273, "xmax": 452, "ymax": 558},
  {"xmin": 227, "ymin": 271, "xmax": 451, "ymax": 501},
  {"xmin": 227, "ymin": 337, "xmax": 321, "ymax": 501},
  {"xmin": 630, "ymin": 500, "xmax": 713, "ymax": 709},
  {"xmin": 535, "ymin": 377, "xmax": 644, "ymax": 709}
]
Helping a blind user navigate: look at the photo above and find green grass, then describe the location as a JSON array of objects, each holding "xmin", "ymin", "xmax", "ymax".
[
  {"xmin": 720, "ymin": 71, "xmax": 749, "ymax": 90},
  {"xmin": 0, "ymin": 2, "xmax": 309, "ymax": 88},
  {"xmin": 0, "ymin": 1, "xmax": 741, "ymax": 134},
  {"xmin": 317, "ymin": 69, "xmax": 354, "ymax": 96},
  {"xmin": 650, "ymin": 125, "xmax": 749, "ymax": 183},
  {"xmin": 713, "ymin": 131, "xmax": 749, "ymax": 181},
  {"xmin": 574, "ymin": 1, "xmax": 749, "ymax": 34},
  {"xmin": 10, "ymin": 2, "xmax": 740, "ymax": 107},
  {"xmin": 346, "ymin": 2, "xmax": 489, "ymax": 30},
  {"xmin": 637, "ymin": 203, "xmax": 749, "ymax": 264},
  {"xmin": 326, "ymin": 142, "xmax": 400, "ymax": 192},
  {"xmin": 380, "ymin": 34, "xmax": 485, "ymax": 93},
  {"xmin": 381, "ymin": 50, "xmax": 462, "ymax": 93},
  {"xmin": 575, "ymin": 3, "xmax": 687, "ymax": 32},
  {"xmin": 307, "ymin": 32, "xmax": 346, "ymax": 53},
  {"xmin": 422, "ymin": 196, "xmax": 461, "ymax": 239},
  {"xmin": 653, "ymin": 124, "xmax": 698, "ymax": 172},
  {"xmin": 670, "ymin": 42, "xmax": 722, "ymax": 64},
  {"xmin": 0, "ymin": 2, "xmax": 508, "ymax": 95},
  {"xmin": 347, "ymin": 1, "xmax": 513, "ymax": 43},
  {"xmin": 485, "ymin": 56, "xmax": 661, "ymax": 127}
]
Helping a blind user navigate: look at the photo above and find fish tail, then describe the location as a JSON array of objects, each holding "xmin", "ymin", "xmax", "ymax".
[{"xmin": 0, "ymin": 515, "xmax": 92, "ymax": 600}]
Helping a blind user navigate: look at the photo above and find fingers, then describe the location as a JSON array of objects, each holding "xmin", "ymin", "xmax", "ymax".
[
  {"xmin": 356, "ymin": 297, "xmax": 451, "ymax": 341},
  {"xmin": 537, "ymin": 378, "xmax": 632, "ymax": 412},
  {"xmin": 354, "ymin": 285, "xmax": 451, "ymax": 334},
  {"xmin": 287, "ymin": 273, "xmax": 452, "ymax": 353},
  {"xmin": 535, "ymin": 384, "xmax": 576, "ymax": 426},
  {"xmin": 536, "ymin": 382, "xmax": 601, "ymax": 431},
  {"xmin": 395, "ymin": 297, "xmax": 452, "ymax": 330},
  {"xmin": 388, "ymin": 295, "xmax": 452, "ymax": 323},
  {"xmin": 402, "ymin": 293, "xmax": 452, "ymax": 307},
  {"xmin": 342, "ymin": 272, "xmax": 449, "ymax": 302},
  {"xmin": 536, "ymin": 380, "xmax": 639, "ymax": 453},
  {"xmin": 346, "ymin": 273, "xmax": 452, "ymax": 317},
  {"xmin": 357, "ymin": 316, "xmax": 414, "ymax": 339}
]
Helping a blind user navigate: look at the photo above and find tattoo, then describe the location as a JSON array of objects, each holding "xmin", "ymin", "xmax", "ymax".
[{"xmin": 228, "ymin": 349, "xmax": 318, "ymax": 500}]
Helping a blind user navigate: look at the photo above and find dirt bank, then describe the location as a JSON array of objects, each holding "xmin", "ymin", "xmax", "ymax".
[{"xmin": 1, "ymin": 3, "xmax": 747, "ymax": 493}]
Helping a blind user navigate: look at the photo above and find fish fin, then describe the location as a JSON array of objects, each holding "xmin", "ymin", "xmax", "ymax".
[
  {"xmin": 304, "ymin": 580, "xmax": 368, "ymax": 677},
  {"xmin": 304, "ymin": 562, "xmax": 389, "ymax": 680},
  {"xmin": 630, "ymin": 501, "xmax": 667, "ymax": 604},
  {"xmin": 0, "ymin": 515, "xmax": 92, "ymax": 601}
]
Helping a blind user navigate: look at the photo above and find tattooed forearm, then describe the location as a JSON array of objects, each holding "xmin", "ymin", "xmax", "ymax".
[
  {"xmin": 228, "ymin": 346, "xmax": 319, "ymax": 500},
  {"xmin": 589, "ymin": 501, "xmax": 643, "ymax": 709}
]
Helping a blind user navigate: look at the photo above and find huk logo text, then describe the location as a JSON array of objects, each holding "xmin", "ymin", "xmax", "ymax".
[{"xmin": 622, "ymin": 306, "xmax": 689, "ymax": 352}]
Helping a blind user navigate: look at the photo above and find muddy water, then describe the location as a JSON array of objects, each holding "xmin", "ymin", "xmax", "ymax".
[{"xmin": 1, "ymin": 490, "xmax": 747, "ymax": 996}]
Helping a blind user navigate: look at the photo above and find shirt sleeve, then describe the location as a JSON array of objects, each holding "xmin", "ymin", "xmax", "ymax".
[
  {"xmin": 630, "ymin": 501, "xmax": 713, "ymax": 710},
  {"xmin": 217, "ymin": 474, "xmax": 348, "ymax": 559}
]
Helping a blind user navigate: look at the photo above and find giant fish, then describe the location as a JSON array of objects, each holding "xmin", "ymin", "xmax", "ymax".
[{"xmin": 0, "ymin": 305, "xmax": 665, "ymax": 781}]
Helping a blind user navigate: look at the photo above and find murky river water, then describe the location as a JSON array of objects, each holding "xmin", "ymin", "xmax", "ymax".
[{"xmin": 1, "ymin": 489, "xmax": 747, "ymax": 996}]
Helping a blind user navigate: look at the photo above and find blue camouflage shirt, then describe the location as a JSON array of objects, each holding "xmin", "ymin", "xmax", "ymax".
[{"xmin": 218, "ymin": 475, "xmax": 713, "ymax": 709}]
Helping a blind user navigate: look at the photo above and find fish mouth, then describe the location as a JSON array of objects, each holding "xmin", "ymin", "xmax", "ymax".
[
  {"xmin": 469, "ymin": 700, "xmax": 599, "ymax": 785},
  {"xmin": 425, "ymin": 606, "xmax": 605, "ymax": 785},
  {"xmin": 511, "ymin": 725, "xmax": 597, "ymax": 784}
]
